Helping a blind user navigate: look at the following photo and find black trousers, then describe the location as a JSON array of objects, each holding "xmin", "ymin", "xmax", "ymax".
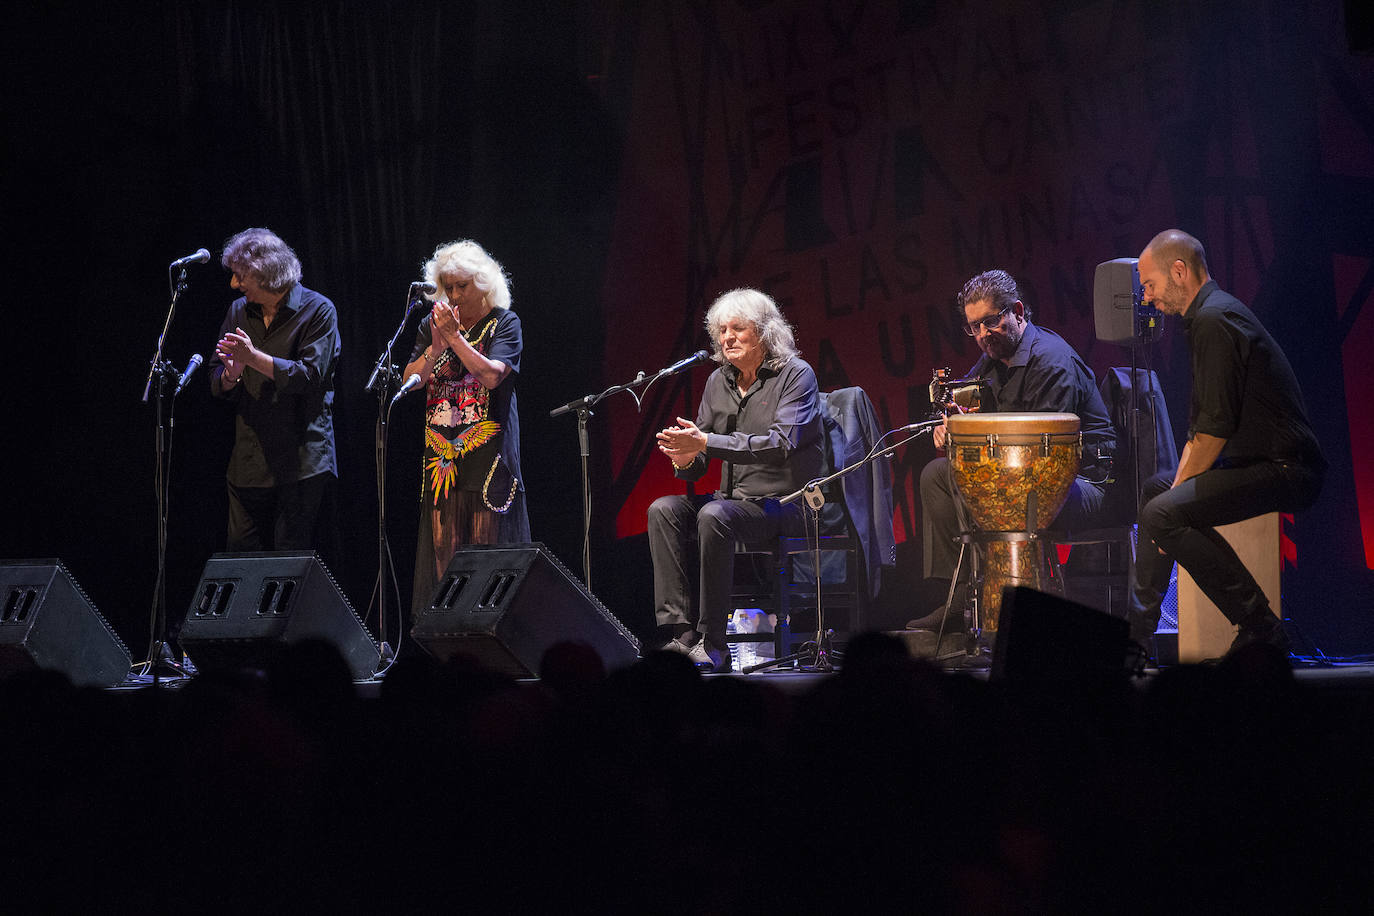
[
  {"xmin": 226, "ymin": 473, "xmax": 336, "ymax": 553},
  {"xmin": 919, "ymin": 456, "xmax": 1109, "ymax": 580},
  {"xmin": 647, "ymin": 494, "xmax": 807, "ymax": 649},
  {"xmin": 1128, "ymin": 462, "xmax": 1323, "ymax": 642}
]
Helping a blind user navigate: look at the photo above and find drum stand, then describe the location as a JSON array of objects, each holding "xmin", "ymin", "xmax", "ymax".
[{"xmin": 934, "ymin": 514, "xmax": 1066, "ymax": 666}]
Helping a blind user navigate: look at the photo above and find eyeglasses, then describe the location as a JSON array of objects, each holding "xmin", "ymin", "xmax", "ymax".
[{"xmin": 963, "ymin": 305, "xmax": 1012, "ymax": 336}]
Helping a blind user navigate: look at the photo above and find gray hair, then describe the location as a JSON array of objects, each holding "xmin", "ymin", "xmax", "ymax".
[
  {"xmin": 703, "ymin": 288, "xmax": 798, "ymax": 370},
  {"xmin": 221, "ymin": 228, "xmax": 302, "ymax": 293},
  {"xmin": 956, "ymin": 268, "xmax": 1031, "ymax": 320},
  {"xmin": 422, "ymin": 239, "xmax": 512, "ymax": 310}
]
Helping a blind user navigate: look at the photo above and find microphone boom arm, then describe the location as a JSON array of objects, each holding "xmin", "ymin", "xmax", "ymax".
[
  {"xmin": 366, "ymin": 286, "xmax": 427, "ymax": 393},
  {"xmin": 780, "ymin": 420, "xmax": 941, "ymax": 506}
]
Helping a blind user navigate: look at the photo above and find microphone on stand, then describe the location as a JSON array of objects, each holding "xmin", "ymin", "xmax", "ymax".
[
  {"xmin": 896, "ymin": 419, "xmax": 943, "ymax": 433},
  {"xmin": 174, "ymin": 354, "xmax": 203, "ymax": 394},
  {"xmin": 656, "ymin": 350, "xmax": 711, "ymax": 377},
  {"xmin": 170, "ymin": 249, "xmax": 211, "ymax": 269},
  {"xmin": 390, "ymin": 373, "xmax": 422, "ymax": 405},
  {"xmin": 410, "ymin": 281, "xmax": 438, "ymax": 295}
]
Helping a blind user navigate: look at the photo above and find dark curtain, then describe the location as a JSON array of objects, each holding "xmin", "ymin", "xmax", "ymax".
[{"xmin": 2, "ymin": 1, "xmax": 632, "ymax": 649}]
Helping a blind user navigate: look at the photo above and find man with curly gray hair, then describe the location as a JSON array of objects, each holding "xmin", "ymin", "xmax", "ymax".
[
  {"xmin": 209, "ymin": 228, "xmax": 340, "ymax": 553},
  {"xmin": 648, "ymin": 288, "xmax": 826, "ymax": 672}
]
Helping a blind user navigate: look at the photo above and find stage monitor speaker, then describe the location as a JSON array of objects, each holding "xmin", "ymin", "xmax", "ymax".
[
  {"xmin": 412, "ymin": 542, "xmax": 640, "ymax": 678},
  {"xmin": 180, "ymin": 551, "xmax": 380, "ymax": 681},
  {"xmin": 0, "ymin": 559, "xmax": 132, "ymax": 687},
  {"xmin": 1093, "ymin": 257, "xmax": 1142, "ymax": 345},
  {"xmin": 991, "ymin": 586, "xmax": 1130, "ymax": 684}
]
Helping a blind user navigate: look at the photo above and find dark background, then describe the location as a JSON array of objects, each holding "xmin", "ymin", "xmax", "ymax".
[{"xmin": 4, "ymin": 0, "xmax": 1372, "ymax": 661}]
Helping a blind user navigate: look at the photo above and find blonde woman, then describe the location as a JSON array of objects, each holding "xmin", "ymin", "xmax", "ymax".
[{"xmin": 403, "ymin": 240, "xmax": 529, "ymax": 616}]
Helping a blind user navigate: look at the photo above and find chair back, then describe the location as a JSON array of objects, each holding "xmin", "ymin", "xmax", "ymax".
[
  {"xmin": 1099, "ymin": 367, "xmax": 1176, "ymax": 523},
  {"xmin": 800, "ymin": 387, "xmax": 896, "ymax": 598}
]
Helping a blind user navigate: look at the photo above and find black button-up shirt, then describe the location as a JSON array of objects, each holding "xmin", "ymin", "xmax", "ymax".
[
  {"xmin": 209, "ymin": 283, "xmax": 340, "ymax": 487},
  {"xmin": 1183, "ymin": 280, "xmax": 1324, "ymax": 468},
  {"xmin": 675, "ymin": 356, "xmax": 825, "ymax": 499},
  {"xmin": 969, "ymin": 322, "xmax": 1117, "ymax": 461}
]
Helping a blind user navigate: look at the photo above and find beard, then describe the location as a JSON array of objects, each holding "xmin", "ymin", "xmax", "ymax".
[
  {"xmin": 1158, "ymin": 275, "xmax": 1191, "ymax": 315},
  {"xmin": 980, "ymin": 325, "xmax": 1023, "ymax": 362}
]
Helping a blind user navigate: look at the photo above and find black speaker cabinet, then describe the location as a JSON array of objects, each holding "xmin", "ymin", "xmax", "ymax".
[
  {"xmin": 412, "ymin": 543, "xmax": 640, "ymax": 678},
  {"xmin": 181, "ymin": 552, "xmax": 380, "ymax": 680},
  {"xmin": 1093, "ymin": 257, "xmax": 1141, "ymax": 345},
  {"xmin": 991, "ymin": 586, "xmax": 1130, "ymax": 684},
  {"xmin": 0, "ymin": 559, "xmax": 132, "ymax": 687}
]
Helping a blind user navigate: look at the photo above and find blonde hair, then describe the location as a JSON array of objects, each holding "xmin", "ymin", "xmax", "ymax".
[{"xmin": 422, "ymin": 239, "xmax": 512, "ymax": 310}]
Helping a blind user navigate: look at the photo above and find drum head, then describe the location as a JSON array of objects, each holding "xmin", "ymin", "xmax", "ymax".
[{"xmin": 946, "ymin": 412, "xmax": 1079, "ymax": 436}]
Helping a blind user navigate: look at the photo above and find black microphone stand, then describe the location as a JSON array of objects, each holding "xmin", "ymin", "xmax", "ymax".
[
  {"xmin": 549, "ymin": 354, "xmax": 708, "ymax": 591},
  {"xmin": 364, "ymin": 286, "xmax": 428, "ymax": 675},
  {"xmin": 138, "ymin": 264, "xmax": 198, "ymax": 683},
  {"xmin": 745, "ymin": 421, "xmax": 940, "ymax": 673}
]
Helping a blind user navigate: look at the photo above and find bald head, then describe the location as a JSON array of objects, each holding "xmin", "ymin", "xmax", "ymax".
[
  {"xmin": 1142, "ymin": 230, "xmax": 1209, "ymax": 282},
  {"xmin": 1138, "ymin": 229, "xmax": 1211, "ymax": 316}
]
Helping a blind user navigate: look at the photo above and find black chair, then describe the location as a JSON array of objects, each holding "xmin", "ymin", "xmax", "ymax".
[
  {"xmin": 1046, "ymin": 367, "xmax": 1176, "ymax": 619},
  {"xmin": 728, "ymin": 387, "xmax": 895, "ymax": 664}
]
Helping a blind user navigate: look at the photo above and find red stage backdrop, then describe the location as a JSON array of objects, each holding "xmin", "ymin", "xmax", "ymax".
[{"xmin": 594, "ymin": 0, "xmax": 1374, "ymax": 604}]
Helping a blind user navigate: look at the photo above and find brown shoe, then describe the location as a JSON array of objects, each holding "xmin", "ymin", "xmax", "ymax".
[
  {"xmin": 655, "ymin": 637, "xmax": 694, "ymax": 656},
  {"xmin": 686, "ymin": 639, "xmax": 732, "ymax": 672}
]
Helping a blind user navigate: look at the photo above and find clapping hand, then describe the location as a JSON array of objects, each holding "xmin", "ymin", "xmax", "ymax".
[
  {"xmin": 216, "ymin": 327, "xmax": 257, "ymax": 377},
  {"xmin": 431, "ymin": 303, "xmax": 462, "ymax": 349},
  {"xmin": 657, "ymin": 417, "xmax": 707, "ymax": 466}
]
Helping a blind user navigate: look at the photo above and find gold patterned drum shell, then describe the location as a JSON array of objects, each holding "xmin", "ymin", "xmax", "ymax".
[{"xmin": 946, "ymin": 412, "xmax": 1081, "ymax": 531}]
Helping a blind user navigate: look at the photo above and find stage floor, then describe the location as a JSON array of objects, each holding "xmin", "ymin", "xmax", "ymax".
[{"xmin": 114, "ymin": 652, "xmax": 1374, "ymax": 700}]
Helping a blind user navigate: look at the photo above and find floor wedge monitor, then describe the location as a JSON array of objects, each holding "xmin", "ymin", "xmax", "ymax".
[
  {"xmin": 0, "ymin": 559, "xmax": 132, "ymax": 687},
  {"xmin": 181, "ymin": 551, "xmax": 380, "ymax": 680},
  {"xmin": 413, "ymin": 543, "xmax": 640, "ymax": 678}
]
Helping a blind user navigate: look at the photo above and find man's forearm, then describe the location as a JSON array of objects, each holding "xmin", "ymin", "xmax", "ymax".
[{"xmin": 1173, "ymin": 433, "xmax": 1227, "ymax": 486}]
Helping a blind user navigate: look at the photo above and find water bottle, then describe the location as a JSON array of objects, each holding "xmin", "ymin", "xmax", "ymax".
[
  {"xmin": 730, "ymin": 608, "xmax": 772, "ymax": 670},
  {"xmin": 726, "ymin": 611, "xmax": 744, "ymax": 670}
]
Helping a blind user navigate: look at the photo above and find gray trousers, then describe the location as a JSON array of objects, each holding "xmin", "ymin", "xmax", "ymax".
[{"xmin": 647, "ymin": 494, "xmax": 807, "ymax": 648}]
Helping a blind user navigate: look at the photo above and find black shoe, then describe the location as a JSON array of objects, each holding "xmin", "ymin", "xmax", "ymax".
[
  {"xmin": 1227, "ymin": 613, "xmax": 1291, "ymax": 657},
  {"xmin": 1128, "ymin": 639, "xmax": 1157, "ymax": 673},
  {"xmin": 905, "ymin": 603, "xmax": 962, "ymax": 632}
]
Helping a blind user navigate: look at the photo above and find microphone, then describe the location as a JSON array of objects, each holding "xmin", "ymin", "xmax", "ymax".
[
  {"xmin": 174, "ymin": 354, "xmax": 203, "ymax": 394},
  {"xmin": 410, "ymin": 280, "xmax": 438, "ymax": 295},
  {"xmin": 390, "ymin": 373, "xmax": 423, "ymax": 404},
  {"xmin": 170, "ymin": 248, "xmax": 211, "ymax": 269},
  {"xmin": 657, "ymin": 350, "xmax": 711, "ymax": 377}
]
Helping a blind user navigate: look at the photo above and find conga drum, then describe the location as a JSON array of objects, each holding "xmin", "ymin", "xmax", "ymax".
[{"xmin": 946, "ymin": 412, "xmax": 1081, "ymax": 631}]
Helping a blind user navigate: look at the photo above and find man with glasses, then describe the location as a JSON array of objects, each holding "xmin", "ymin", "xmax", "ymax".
[
  {"xmin": 909, "ymin": 268, "xmax": 1116, "ymax": 631},
  {"xmin": 1128, "ymin": 230, "xmax": 1324, "ymax": 656}
]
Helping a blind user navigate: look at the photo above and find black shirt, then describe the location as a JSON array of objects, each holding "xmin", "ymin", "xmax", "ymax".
[
  {"xmin": 209, "ymin": 283, "xmax": 340, "ymax": 487},
  {"xmin": 1183, "ymin": 280, "xmax": 1324, "ymax": 468},
  {"xmin": 969, "ymin": 322, "xmax": 1117, "ymax": 461},
  {"xmin": 408, "ymin": 308, "xmax": 525, "ymax": 499},
  {"xmin": 675, "ymin": 355, "xmax": 825, "ymax": 499}
]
